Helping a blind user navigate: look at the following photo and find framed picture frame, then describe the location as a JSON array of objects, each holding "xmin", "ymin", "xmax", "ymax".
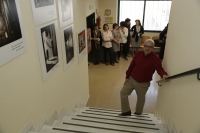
[
  {"xmin": 60, "ymin": 24, "xmax": 75, "ymax": 70},
  {"xmin": 77, "ymin": 29, "xmax": 86, "ymax": 64},
  {"xmin": 31, "ymin": 0, "xmax": 57, "ymax": 26},
  {"xmin": 35, "ymin": 20, "xmax": 60, "ymax": 81},
  {"xmin": 0, "ymin": 0, "xmax": 27, "ymax": 66},
  {"xmin": 57, "ymin": 0, "xmax": 73, "ymax": 28}
]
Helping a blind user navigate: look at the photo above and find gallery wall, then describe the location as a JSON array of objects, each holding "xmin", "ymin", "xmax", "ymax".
[
  {"xmin": 0, "ymin": 0, "xmax": 89, "ymax": 133},
  {"xmin": 156, "ymin": 0, "xmax": 200, "ymax": 132}
]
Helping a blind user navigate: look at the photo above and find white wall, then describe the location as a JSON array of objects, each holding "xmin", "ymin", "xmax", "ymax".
[
  {"xmin": 0, "ymin": 0, "xmax": 89, "ymax": 133},
  {"xmin": 86, "ymin": 0, "xmax": 99, "ymax": 17},
  {"xmin": 98, "ymin": 0, "xmax": 118, "ymax": 29},
  {"xmin": 156, "ymin": 0, "xmax": 200, "ymax": 132}
]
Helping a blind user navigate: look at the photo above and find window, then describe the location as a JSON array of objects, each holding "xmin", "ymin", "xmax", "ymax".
[{"xmin": 119, "ymin": 0, "xmax": 172, "ymax": 31}]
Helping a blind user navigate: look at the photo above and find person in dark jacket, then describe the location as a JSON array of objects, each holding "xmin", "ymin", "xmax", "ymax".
[
  {"xmin": 131, "ymin": 20, "xmax": 144, "ymax": 57},
  {"xmin": 91, "ymin": 23, "xmax": 102, "ymax": 65},
  {"xmin": 154, "ymin": 24, "xmax": 168, "ymax": 60},
  {"xmin": 125, "ymin": 18, "xmax": 131, "ymax": 58}
]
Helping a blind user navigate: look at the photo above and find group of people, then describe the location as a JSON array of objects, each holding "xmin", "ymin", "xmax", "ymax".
[{"xmin": 91, "ymin": 18, "xmax": 145, "ymax": 66}]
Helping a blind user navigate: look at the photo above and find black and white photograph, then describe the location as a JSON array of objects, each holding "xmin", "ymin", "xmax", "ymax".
[
  {"xmin": 0, "ymin": 0, "xmax": 22, "ymax": 48},
  {"xmin": 34, "ymin": 0, "xmax": 54, "ymax": 8},
  {"xmin": 41, "ymin": 23, "xmax": 58, "ymax": 72},
  {"xmin": 60, "ymin": 24, "xmax": 74, "ymax": 70},
  {"xmin": 31, "ymin": 0, "xmax": 57, "ymax": 26},
  {"xmin": 35, "ymin": 21, "xmax": 60, "ymax": 81},
  {"xmin": 77, "ymin": 29, "xmax": 86, "ymax": 64},
  {"xmin": 0, "ymin": 0, "xmax": 27, "ymax": 66},
  {"xmin": 58, "ymin": 0, "xmax": 73, "ymax": 28}
]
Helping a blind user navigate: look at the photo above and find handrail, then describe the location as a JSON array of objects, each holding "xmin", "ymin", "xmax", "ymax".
[{"xmin": 157, "ymin": 68, "xmax": 200, "ymax": 86}]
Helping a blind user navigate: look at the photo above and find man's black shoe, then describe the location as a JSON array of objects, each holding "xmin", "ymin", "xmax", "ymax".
[
  {"xmin": 134, "ymin": 112, "xmax": 142, "ymax": 115},
  {"xmin": 118, "ymin": 111, "xmax": 131, "ymax": 116}
]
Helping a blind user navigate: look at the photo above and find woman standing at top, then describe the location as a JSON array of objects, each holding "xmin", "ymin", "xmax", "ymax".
[
  {"xmin": 112, "ymin": 23, "xmax": 121, "ymax": 63},
  {"xmin": 131, "ymin": 20, "xmax": 144, "ymax": 57},
  {"xmin": 91, "ymin": 23, "xmax": 102, "ymax": 65},
  {"xmin": 102, "ymin": 23, "xmax": 114, "ymax": 66}
]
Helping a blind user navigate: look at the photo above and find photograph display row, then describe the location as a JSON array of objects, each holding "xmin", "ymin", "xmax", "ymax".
[
  {"xmin": 0, "ymin": 0, "xmax": 87, "ymax": 82},
  {"xmin": 31, "ymin": 0, "xmax": 73, "ymax": 28},
  {"xmin": 36, "ymin": 24, "xmax": 86, "ymax": 81},
  {"xmin": 32, "ymin": 0, "xmax": 87, "ymax": 81}
]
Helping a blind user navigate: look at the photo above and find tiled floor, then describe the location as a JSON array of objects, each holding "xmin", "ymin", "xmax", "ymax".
[{"xmin": 87, "ymin": 56, "xmax": 161, "ymax": 114}]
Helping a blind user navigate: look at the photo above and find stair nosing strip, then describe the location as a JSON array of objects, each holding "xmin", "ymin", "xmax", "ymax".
[
  {"xmin": 85, "ymin": 110, "xmax": 150, "ymax": 118},
  {"xmin": 53, "ymin": 127, "xmax": 91, "ymax": 133},
  {"xmin": 88, "ymin": 107, "xmax": 148, "ymax": 115},
  {"xmin": 81, "ymin": 112, "xmax": 153, "ymax": 121}
]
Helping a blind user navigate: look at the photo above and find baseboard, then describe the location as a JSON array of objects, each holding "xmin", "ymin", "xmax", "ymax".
[
  {"xmin": 19, "ymin": 119, "xmax": 35, "ymax": 133},
  {"xmin": 58, "ymin": 108, "xmax": 66, "ymax": 121},
  {"xmin": 35, "ymin": 115, "xmax": 47, "ymax": 132},
  {"xmin": 47, "ymin": 111, "xmax": 57, "ymax": 126},
  {"xmin": 85, "ymin": 95, "xmax": 90, "ymax": 107}
]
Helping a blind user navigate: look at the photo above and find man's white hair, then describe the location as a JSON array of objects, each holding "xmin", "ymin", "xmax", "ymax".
[{"xmin": 144, "ymin": 39, "xmax": 155, "ymax": 46}]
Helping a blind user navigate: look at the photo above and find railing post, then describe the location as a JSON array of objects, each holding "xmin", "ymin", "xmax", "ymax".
[{"xmin": 197, "ymin": 73, "xmax": 200, "ymax": 81}]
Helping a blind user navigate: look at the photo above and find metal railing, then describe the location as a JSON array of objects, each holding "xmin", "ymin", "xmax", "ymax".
[{"xmin": 157, "ymin": 68, "xmax": 200, "ymax": 86}]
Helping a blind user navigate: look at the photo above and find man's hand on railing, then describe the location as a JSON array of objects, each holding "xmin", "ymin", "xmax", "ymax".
[{"xmin": 162, "ymin": 75, "xmax": 168, "ymax": 81}]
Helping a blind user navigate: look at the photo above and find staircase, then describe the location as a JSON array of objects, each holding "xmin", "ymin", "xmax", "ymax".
[{"xmin": 28, "ymin": 107, "xmax": 168, "ymax": 133}]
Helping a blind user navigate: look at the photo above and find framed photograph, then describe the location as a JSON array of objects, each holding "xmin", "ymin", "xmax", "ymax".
[
  {"xmin": 60, "ymin": 24, "xmax": 74, "ymax": 70},
  {"xmin": 0, "ymin": 0, "xmax": 27, "ymax": 66},
  {"xmin": 34, "ymin": 0, "xmax": 54, "ymax": 8},
  {"xmin": 31, "ymin": 0, "xmax": 57, "ymax": 26},
  {"xmin": 58, "ymin": 0, "xmax": 73, "ymax": 28},
  {"xmin": 87, "ymin": 28, "xmax": 92, "ymax": 53},
  {"xmin": 77, "ymin": 29, "xmax": 86, "ymax": 64},
  {"xmin": 35, "ymin": 21, "xmax": 60, "ymax": 81}
]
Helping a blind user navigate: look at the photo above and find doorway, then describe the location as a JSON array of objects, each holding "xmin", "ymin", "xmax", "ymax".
[{"xmin": 86, "ymin": 12, "xmax": 95, "ymax": 61}]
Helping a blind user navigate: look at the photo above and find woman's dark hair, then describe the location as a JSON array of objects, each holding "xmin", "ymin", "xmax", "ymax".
[
  {"xmin": 135, "ymin": 19, "xmax": 141, "ymax": 26},
  {"xmin": 93, "ymin": 23, "xmax": 98, "ymax": 28},
  {"xmin": 125, "ymin": 18, "xmax": 131, "ymax": 23},
  {"xmin": 112, "ymin": 23, "xmax": 119, "ymax": 29},
  {"xmin": 103, "ymin": 23, "xmax": 109, "ymax": 30},
  {"xmin": 120, "ymin": 21, "xmax": 126, "ymax": 27}
]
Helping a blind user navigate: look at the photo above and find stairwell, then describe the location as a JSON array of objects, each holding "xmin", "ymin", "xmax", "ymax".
[{"xmin": 27, "ymin": 107, "xmax": 168, "ymax": 133}]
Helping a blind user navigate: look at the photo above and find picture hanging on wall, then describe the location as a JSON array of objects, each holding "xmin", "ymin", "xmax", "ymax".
[
  {"xmin": 57, "ymin": 0, "xmax": 73, "ymax": 28},
  {"xmin": 77, "ymin": 29, "xmax": 86, "ymax": 64},
  {"xmin": 35, "ymin": 20, "xmax": 60, "ymax": 81},
  {"xmin": 31, "ymin": 0, "xmax": 57, "ymax": 26},
  {"xmin": 0, "ymin": 0, "xmax": 27, "ymax": 66},
  {"xmin": 60, "ymin": 24, "xmax": 74, "ymax": 70}
]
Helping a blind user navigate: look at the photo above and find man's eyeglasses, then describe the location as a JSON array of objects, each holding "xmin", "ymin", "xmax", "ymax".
[{"xmin": 144, "ymin": 45, "xmax": 154, "ymax": 49}]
